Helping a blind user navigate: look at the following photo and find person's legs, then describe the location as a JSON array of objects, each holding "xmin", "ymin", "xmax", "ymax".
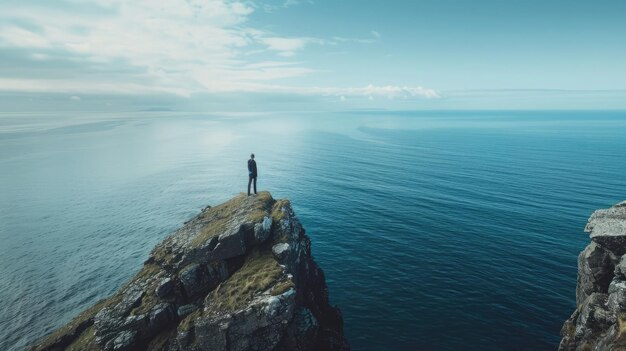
[
  {"xmin": 248, "ymin": 176, "xmax": 252, "ymax": 195},
  {"xmin": 253, "ymin": 177, "xmax": 257, "ymax": 194}
]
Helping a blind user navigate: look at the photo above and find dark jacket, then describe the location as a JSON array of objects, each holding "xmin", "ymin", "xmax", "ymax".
[{"xmin": 248, "ymin": 159, "xmax": 257, "ymax": 178}]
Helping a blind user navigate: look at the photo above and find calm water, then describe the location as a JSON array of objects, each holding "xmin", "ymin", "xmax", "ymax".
[{"xmin": 1, "ymin": 110, "xmax": 625, "ymax": 351}]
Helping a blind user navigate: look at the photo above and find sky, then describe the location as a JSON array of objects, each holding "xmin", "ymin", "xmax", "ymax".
[{"xmin": 0, "ymin": 0, "xmax": 625, "ymax": 111}]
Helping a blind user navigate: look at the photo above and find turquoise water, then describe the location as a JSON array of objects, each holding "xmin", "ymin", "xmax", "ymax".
[{"xmin": 1, "ymin": 110, "xmax": 625, "ymax": 350}]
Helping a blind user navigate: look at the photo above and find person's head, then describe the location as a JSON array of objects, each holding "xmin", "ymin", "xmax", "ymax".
[{"xmin": 250, "ymin": 153, "xmax": 255, "ymax": 159}]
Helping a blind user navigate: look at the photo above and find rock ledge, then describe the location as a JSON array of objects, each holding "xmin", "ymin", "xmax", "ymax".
[
  {"xmin": 29, "ymin": 192, "xmax": 349, "ymax": 351},
  {"xmin": 560, "ymin": 200, "xmax": 626, "ymax": 350}
]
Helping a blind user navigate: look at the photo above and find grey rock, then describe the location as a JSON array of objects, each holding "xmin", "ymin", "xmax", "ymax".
[
  {"xmin": 607, "ymin": 279, "xmax": 626, "ymax": 318},
  {"xmin": 93, "ymin": 284, "xmax": 147, "ymax": 349},
  {"xmin": 209, "ymin": 227, "xmax": 247, "ymax": 261},
  {"xmin": 178, "ymin": 263, "xmax": 210, "ymax": 298},
  {"xmin": 278, "ymin": 307, "xmax": 320, "ymax": 351},
  {"xmin": 207, "ymin": 236, "xmax": 219, "ymax": 250},
  {"xmin": 576, "ymin": 242, "xmax": 615, "ymax": 306},
  {"xmin": 224, "ymin": 289, "xmax": 297, "ymax": 351},
  {"xmin": 155, "ymin": 277, "xmax": 174, "ymax": 298},
  {"xmin": 574, "ymin": 293, "xmax": 611, "ymax": 340},
  {"xmin": 206, "ymin": 260, "xmax": 229, "ymax": 283},
  {"xmin": 194, "ymin": 318, "xmax": 230, "ymax": 351},
  {"xmin": 272, "ymin": 243, "xmax": 290, "ymax": 261},
  {"xmin": 124, "ymin": 313, "xmax": 149, "ymax": 336},
  {"xmin": 614, "ymin": 254, "xmax": 626, "ymax": 280},
  {"xmin": 175, "ymin": 329, "xmax": 193, "ymax": 349},
  {"xmin": 108, "ymin": 330, "xmax": 136, "ymax": 351},
  {"xmin": 149, "ymin": 303, "xmax": 174, "ymax": 331},
  {"xmin": 559, "ymin": 309, "xmax": 579, "ymax": 351},
  {"xmin": 255, "ymin": 216, "xmax": 273, "ymax": 243},
  {"xmin": 560, "ymin": 200, "xmax": 626, "ymax": 351},
  {"xmin": 293, "ymin": 308, "xmax": 319, "ymax": 336},
  {"xmin": 587, "ymin": 201, "xmax": 626, "ymax": 255},
  {"xmin": 177, "ymin": 304, "xmax": 198, "ymax": 317}
]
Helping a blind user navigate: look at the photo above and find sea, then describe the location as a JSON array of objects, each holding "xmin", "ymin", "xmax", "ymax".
[{"xmin": 1, "ymin": 110, "xmax": 625, "ymax": 351}]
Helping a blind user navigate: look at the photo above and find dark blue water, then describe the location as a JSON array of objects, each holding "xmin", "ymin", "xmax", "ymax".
[{"xmin": 1, "ymin": 110, "xmax": 625, "ymax": 351}]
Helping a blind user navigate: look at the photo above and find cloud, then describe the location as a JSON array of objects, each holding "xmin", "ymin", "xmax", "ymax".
[
  {"xmin": 0, "ymin": 0, "xmax": 311, "ymax": 95},
  {"xmin": 212, "ymin": 83, "xmax": 441, "ymax": 99},
  {"xmin": 258, "ymin": 37, "xmax": 307, "ymax": 56},
  {"xmin": 260, "ymin": 0, "xmax": 311, "ymax": 13},
  {"xmin": 329, "ymin": 36, "xmax": 376, "ymax": 44},
  {"xmin": 326, "ymin": 30, "xmax": 382, "ymax": 45},
  {"xmin": 70, "ymin": 95, "xmax": 81, "ymax": 101},
  {"xmin": 1, "ymin": 26, "xmax": 51, "ymax": 48},
  {"xmin": 310, "ymin": 84, "xmax": 441, "ymax": 99},
  {"xmin": 0, "ymin": 1, "xmax": 434, "ymax": 101}
]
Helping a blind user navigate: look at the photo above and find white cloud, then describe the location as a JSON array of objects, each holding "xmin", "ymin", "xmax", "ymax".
[
  {"xmin": 259, "ymin": 37, "xmax": 307, "ymax": 56},
  {"xmin": 0, "ymin": 78, "xmax": 193, "ymax": 95},
  {"xmin": 309, "ymin": 84, "xmax": 441, "ymax": 99},
  {"xmin": 1, "ymin": 26, "xmax": 51, "ymax": 48},
  {"xmin": 325, "ymin": 30, "xmax": 382, "ymax": 45},
  {"xmin": 261, "ymin": 0, "xmax": 310, "ymax": 13},
  {"xmin": 330, "ymin": 36, "xmax": 376, "ymax": 44},
  {"xmin": 0, "ymin": 0, "xmax": 310, "ymax": 94},
  {"xmin": 0, "ymin": 1, "xmax": 436, "ymax": 100},
  {"xmin": 0, "ymin": 77, "xmax": 440, "ymax": 101},
  {"xmin": 198, "ymin": 83, "xmax": 440, "ymax": 99},
  {"xmin": 70, "ymin": 95, "xmax": 81, "ymax": 101}
]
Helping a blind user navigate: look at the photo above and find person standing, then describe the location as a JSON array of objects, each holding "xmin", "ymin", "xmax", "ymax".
[{"xmin": 247, "ymin": 153, "xmax": 257, "ymax": 196}]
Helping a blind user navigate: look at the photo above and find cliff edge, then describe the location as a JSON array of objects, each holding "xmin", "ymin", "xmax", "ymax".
[
  {"xmin": 29, "ymin": 192, "xmax": 349, "ymax": 351},
  {"xmin": 560, "ymin": 200, "xmax": 626, "ymax": 350}
]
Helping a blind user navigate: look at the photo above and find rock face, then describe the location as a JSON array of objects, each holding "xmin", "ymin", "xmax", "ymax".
[
  {"xmin": 29, "ymin": 192, "xmax": 349, "ymax": 351},
  {"xmin": 560, "ymin": 201, "xmax": 626, "ymax": 350}
]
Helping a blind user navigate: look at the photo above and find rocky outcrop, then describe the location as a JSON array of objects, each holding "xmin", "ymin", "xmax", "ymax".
[
  {"xmin": 28, "ymin": 192, "xmax": 349, "ymax": 351},
  {"xmin": 560, "ymin": 201, "xmax": 626, "ymax": 350}
]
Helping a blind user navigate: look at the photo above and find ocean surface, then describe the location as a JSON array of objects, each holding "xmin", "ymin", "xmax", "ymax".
[{"xmin": 1, "ymin": 110, "xmax": 625, "ymax": 351}]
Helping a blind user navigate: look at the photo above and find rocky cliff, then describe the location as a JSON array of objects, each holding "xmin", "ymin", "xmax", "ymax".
[
  {"xmin": 560, "ymin": 201, "xmax": 626, "ymax": 350},
  {"xmin": 29, "ymin": 192, "xmax": 349, "ymax": 351}
]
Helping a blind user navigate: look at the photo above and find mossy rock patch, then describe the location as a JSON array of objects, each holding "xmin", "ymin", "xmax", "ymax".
[{"xmin": 205, "ymin": 247, "xmax": 283, "ymax": 313}]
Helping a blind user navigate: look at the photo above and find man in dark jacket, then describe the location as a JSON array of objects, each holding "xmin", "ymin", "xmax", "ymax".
[{"xmin": 247, "ymin": 153, "xmax": 257, "ymax": 196}]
